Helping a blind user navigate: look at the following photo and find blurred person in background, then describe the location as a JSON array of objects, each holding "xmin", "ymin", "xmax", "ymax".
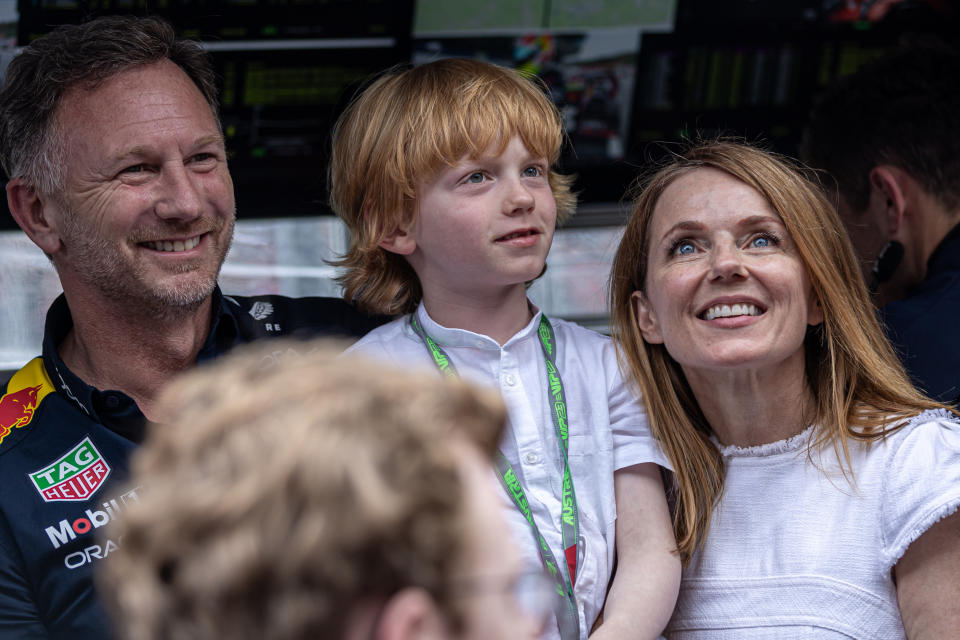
[
  {"xmin": 0, "ymin": 15, "xmax": 381, "ymax": 638},
  {"xmin": 802, "ymin": 41, "xmax": 960, "ymax": 404},
  {"xmin": 100, "ymin": 342, "xmax": 552, "ymax": 640}
]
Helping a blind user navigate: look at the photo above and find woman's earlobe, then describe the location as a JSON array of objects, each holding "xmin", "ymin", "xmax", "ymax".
[
  {"xmin": 808, "ymin": 295, "xmax": 825, "ymax": 327},
  {"xmin": 632, "ymin": 290, "xmax": 665, "ymax": 344}
]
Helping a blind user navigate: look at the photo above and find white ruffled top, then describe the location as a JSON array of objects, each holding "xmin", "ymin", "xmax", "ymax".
[{"xmin": 667, "ymin": 409, "xmax": 960, "ymax": 639}]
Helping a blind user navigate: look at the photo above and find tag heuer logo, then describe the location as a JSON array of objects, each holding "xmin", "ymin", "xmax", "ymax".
[
  {"xmin": 28, "ymin": 437, "xmax": 111, "ymax": 502},
  {"xmin": 249, "ymin": 301, "xmax": 274, "ymax": 321}
]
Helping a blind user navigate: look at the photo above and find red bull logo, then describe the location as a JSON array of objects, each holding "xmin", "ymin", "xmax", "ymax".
[
  {"xmin": 0, "ymin": 358, "xmax": 53, "ymax": 446},
  {"xmin": 0, "ymin": 384, "xmax": 43, "ymax": 441}
]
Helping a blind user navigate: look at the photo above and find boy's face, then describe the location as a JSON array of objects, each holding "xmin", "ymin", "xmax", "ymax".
[{"xmin": 397, "ymin": 135, "xmax": 557, "ymax": 301}]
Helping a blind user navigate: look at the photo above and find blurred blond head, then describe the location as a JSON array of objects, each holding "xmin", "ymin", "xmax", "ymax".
[{"xmin": 99, "ymin": 342, "xmax": 507, "ymax": 640}]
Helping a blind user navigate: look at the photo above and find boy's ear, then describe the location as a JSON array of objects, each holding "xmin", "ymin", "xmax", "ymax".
[{"xmin": 378, "ymin": 220, "xmax": 417, "ymax": 256}]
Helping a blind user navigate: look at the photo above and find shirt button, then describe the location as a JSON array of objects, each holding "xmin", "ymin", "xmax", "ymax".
[
  {"xmin": 524, "ymin": 452, "xmax": 540, "ymax": 464},
  {"xmin": 104, "ymin": 394, "xmax": 120, "ymax": 409},
  {"xmin": 503, "ymin": 373, "xmax": 516, "ymax": 386}
]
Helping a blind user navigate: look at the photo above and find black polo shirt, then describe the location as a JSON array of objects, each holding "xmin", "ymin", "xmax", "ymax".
[{"xmin": 0, "ymin": 288, "xmax": 384, "ymax": 639}]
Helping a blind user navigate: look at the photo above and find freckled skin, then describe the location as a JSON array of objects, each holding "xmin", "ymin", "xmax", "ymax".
[
  {"xmin": 49, "ymin": 59, "xmax": 235, "ymax": 313},
  {"xmin": 636, "ymin": 168, "xmax": 823, "ymax": 379},
  {"xmin": 405, "ymin": 136, "xmax": 557, "ymax": 306}
]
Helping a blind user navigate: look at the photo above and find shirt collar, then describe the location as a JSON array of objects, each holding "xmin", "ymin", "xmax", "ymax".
[
  {"xmin": 41, "ymin": 294, "xmax": 143, "ymax": 439},
  {"xmin": 197, "ymin": 286, "xmax": 241, "ymax": 362},
  {"xmin": 412, "ymin": 300, "xmax": 544, "ymax": 349},
  {"xmin": 927, "ymin": 221, "xmax": 960, "ymax": 275},
  {"xmin": 40, "ymin": 286, "xmax": 238, "ymax": 442}
]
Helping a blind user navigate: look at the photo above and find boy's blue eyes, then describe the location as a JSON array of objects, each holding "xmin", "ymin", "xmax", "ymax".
[{"xmin": 462, "ymin": 166, "xmax": 544, "ymax": 184}]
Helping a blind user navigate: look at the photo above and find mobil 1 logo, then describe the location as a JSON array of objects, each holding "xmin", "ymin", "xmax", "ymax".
[{"xmin": 28, "ymin": 437, "xmax": 111, "ymax": 502}]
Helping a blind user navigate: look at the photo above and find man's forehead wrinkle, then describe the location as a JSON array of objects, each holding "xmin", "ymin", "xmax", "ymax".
[
  {"xmin": 113, "ymin": 133, "xmax": 225, "ymax": 160},
  {"xmin": 63, "ymin": 97, "xmax": 221, "ymax": 161},
  {"xmin": 110, "ymin": 113, "xmax": 217, "ymax": 140},
  {"xmin": 62, "ymin": 62, "xmax": 213, "ymax": 119}
]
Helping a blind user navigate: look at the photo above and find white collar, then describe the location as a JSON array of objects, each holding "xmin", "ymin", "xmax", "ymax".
[{"xmin": 411, "ymin": 300, "xmax": 544, "ymax": 350}]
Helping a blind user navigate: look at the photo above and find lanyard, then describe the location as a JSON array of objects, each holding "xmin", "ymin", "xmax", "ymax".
[{"xmin": 410, "ymin": 313, "xmax": 581, "ymax": 640}]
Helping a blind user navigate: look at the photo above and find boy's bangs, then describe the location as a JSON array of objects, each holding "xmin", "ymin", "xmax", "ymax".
[
  {"xmin": 461, "ymin": 85, "xmax": 561, "ymax": 162},
  {"xmin": 408, "ymin": 74, "xmax": 562, "ymax": 176}
]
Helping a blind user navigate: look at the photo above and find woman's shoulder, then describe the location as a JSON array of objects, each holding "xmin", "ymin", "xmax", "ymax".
[
  {"xmin": 859, "ymin": 408, "xmax": 960, "ymax": 480},
  {"xmin": 881, "ymin": 408, "xmax": 960, "ymax": 451},
  {"xmin": 875, "ymin": 408, "xmax": 960, "ymax": 572}
]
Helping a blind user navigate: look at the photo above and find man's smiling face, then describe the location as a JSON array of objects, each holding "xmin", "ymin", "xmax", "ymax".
[{"xmin": 49, "ymin": 59, "xmax": 235, "ymax": 312}]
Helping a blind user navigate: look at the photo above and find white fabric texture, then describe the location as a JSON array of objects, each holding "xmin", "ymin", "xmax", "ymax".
[
  {"xmin": 347, "ymin": 303, "xmax": 669, "ymax": 640},
  {"xmin": 666, "ymin": 409, "xmax": 960, "ymax": 639}
]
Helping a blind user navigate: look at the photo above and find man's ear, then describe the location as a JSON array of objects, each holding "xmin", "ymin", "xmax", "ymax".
[
  {"xmin": 378, "ymin": 217, "xmax": 417, "ymax": 256},
  {"xmin": 374, "ymin": 588, "xmax": 448, "ymax": 640},
  {"xmin": 868, "ymin": 166, "xmax": 908, "ymax": 239},
  {"xmin": 631, "ymin": 290, "xmax": 664, "ymax": 344},
  {"xmin": 7, "ymin": 178, "xmax": 63, "ymax": 255}
]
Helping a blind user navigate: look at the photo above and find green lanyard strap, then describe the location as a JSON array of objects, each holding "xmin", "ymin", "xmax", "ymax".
[{"xmin": 409, "ymin": 313, "xmax": 581, "ymax": 640}]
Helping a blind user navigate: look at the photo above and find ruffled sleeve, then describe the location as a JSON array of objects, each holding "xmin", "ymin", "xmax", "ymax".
[{"xmin": 880, "ymin": 409, "xmax": 960, "ymax": 573}]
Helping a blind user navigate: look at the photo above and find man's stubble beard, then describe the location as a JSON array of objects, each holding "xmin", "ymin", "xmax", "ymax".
[{"xmin": 55, "ymin": 206, "xmax": 236, "ymax": 320}]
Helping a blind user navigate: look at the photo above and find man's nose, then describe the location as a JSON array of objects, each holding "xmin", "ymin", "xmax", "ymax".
[{"xmin": 154, "ymin": 163, "xmax": 204, "ymax": 221}]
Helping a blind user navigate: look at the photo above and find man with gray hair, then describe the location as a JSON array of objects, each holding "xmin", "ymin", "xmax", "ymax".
[{"xmin": 0, "ymin": 15, "xmax": 381, "ymax": 638}]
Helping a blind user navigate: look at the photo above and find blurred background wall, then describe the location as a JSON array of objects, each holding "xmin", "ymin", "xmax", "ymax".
[{"xmin": 1, "ymin": 0, "xmax": 956, "ymax": 373}]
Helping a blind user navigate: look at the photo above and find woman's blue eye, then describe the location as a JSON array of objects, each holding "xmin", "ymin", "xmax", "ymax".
[
  {"xmin": 750, "ymin": 234, "xmax": 777, "ymax": 248},
  {"xmin": 672, "ymin": 240, "xmax": 695, "ymax": 256}
]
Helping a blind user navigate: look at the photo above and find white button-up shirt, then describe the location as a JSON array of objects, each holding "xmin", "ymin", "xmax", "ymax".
[{"xmin": 348, "ymin": 303, "xmax": 669, "ymax": 639}]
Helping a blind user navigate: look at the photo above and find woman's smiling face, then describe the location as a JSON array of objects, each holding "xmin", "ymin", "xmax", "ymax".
[{"xmin": 633, "ymin": 167, "xmax": 823, "ymax": 377}]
